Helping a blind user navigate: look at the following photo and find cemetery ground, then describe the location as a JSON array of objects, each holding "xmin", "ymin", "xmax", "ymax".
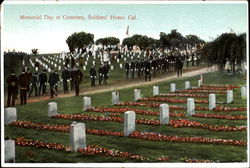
[{"xmin": 4, "ymin": 71, "xmax": 247, "ymax": 163}]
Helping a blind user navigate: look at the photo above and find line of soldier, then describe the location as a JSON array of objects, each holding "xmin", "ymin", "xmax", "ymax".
[
  {"xmin": 6, "ymin": 65, "xmax": 83, "ymax": 107},
  {"xmin": 89, "ymin": 63, "xmax": 109, "ymax": 86},
  {"xmin": 124, "ymin": 52, "xmax": 190, "ymax": 81}
]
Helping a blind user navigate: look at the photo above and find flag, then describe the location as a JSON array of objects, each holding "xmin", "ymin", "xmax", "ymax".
[{"xmin": 126, "ymin": 25, "xmax": 129, "ymax": 36}]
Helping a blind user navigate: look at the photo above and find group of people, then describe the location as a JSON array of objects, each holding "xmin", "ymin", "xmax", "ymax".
[
  {"xmin": 124, "ymin": 52, "xmax": 187, "ymax": 81},
  {"xmin": 6, "ymin": 65, "xmax": 83, "ymax": 107}
]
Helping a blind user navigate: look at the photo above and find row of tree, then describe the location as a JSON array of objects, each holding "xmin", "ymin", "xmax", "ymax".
[
  {"xmin": 66, "ymin": 30, "xmax": 205, "ymax": 53},
  {"xmin": 201, "ymin": 32, "xmax": 246, "ymax": 73}
]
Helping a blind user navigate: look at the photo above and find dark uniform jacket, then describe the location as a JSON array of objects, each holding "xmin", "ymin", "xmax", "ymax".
[
  {"xmin": 7, "ymin": 74, "xmax": 18, "ymax": 92},
  {"xmin": 48, "ymin": 73, "xmax": 58, "ymax": 86},
  {"xmin": 39, "ymin": 72, "xmax": 47, "ymax": 84},
  {"xmin": 18, "ymin": 73, "xmax": 29, "ymax": 88}
]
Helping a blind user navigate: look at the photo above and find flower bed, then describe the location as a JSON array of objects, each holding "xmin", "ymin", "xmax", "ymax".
[
  {"xmin": 157, "ymin": 94, "xmax": 209, "ymax": 98},
  {"xmin": 86, "ymin": 107, "xmax": 185, "ymax": 117},
  {"xmin": 115, "ymin": 102, "xmax": 247, "ymax": 112},
  {"xmin": 129, "ymin": 131, "xmax": 246, "ymax": 146},
  {"xmin": 115, "ymin": 102, "xmax": 185, "ymax": 110},
  {"xmin": 15, "ymin": 137, "xmax": 147, "ymax": 161},
  {"xmin": 10, "ymin": 121, "xmax": 247, "ymax": 146},
  {"xmin": 201, "ymin": 84, "xmax": 240, "ymax": 88},
  {"xmin": 185, "ymin": 158, "xmax": 213, "ymax": 163},
  {"xmin": 174, "ymin": 90, "xmax": 227, "ymax": 94},
  {"xmin": 138, "ymin": 97, "xmax": 208, "ymax": 104},
  {"xmin": 190, "ymin": 87, "xmax": 232, "ymax": 91},
  {"xmin": 192, "ymin": 113, "xmax": 247, "ymax": 120}
]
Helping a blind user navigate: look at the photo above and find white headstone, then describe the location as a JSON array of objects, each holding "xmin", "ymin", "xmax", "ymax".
[
  {"xmin": 48, "ymin": 102, "xmax": 57, "ymax": 117},
  {"xmin": 35, "ymin": 67, "xmax": 38, "ymax": 71},
  {"xmin": 241, "ymin": 86, "xmax": 247, "ymax": 99},
  {"xmin": 112, "ymin": 91, "xmax": 120, "ymax": 105},
  {"xmin": 117, "ymin": 59, "xmax": 120, "ymax": 63},
  {"xmin": 153, "ymin": 86, "xmax": 159, "ymax": 96},
  {"xmin": 83, "ymin": 96, "xmax": 91, "ymax": 111},
  {"xmin": 227, "ymin": 90, "xmax": 233, "ymax": 104},
  {"xmin": 111, "ymin": 65, "xmax": 114, "ymax": 71},
  {"xmin": 120, "ymin": 63, "xmax": 122, "ymax": 69},
  {"xmin": 124, "ymin": 111, "xmax": 136, "ymax": 136},
  {"xmin": 209, "ymin": 94, "xmax": 216, "ymax": 110},
  {"xmin": 5, "ymin": 140, "xmax": 15, "ymax": 163},
  {"xmin": 185, "ymin": 81, "xmax": 190, "ymax": 90},
  {"xmin": 159, "ymin": 104, "xmax": 169, "ymax": 125},
  {"xmin": 134, "ymin": 89, "xmax": 141, "ymax": 101},
  {"xmin": 70, "ymin": 122, "xmax": 86, "ymax": 152},
  {"xmin": 198, "ymin": 80, "xmax": 202, "ymax": 87},
  {"xmin": 83, "ymin": 66, "xmax": 86, "ymax": 70},
  {"xmin": 170, "ymin": 83, "xmax": 176, "ymax": 92},
  {"xmin": 48, "ymin": 68, "xmax": 51, "ymax": 73},
  {"xmin": 4, "ymin": 108, "xmax": 17, "ymax": 125},
  {"xmin": 187, "ymin": 98, "xmax": 195, "ymax": 116},
  {"xmin": 58, "ymin": 66, "xmax": 61, "ymax": 71}
]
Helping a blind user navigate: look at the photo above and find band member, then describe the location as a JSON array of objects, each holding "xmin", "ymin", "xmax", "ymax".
[{"xmin": 6, "ymin": 73, "xmax": 18, "ymax": 107}]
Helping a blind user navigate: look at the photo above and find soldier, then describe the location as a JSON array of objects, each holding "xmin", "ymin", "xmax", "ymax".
[
  {"xmin": 103, "ymin": 63, "xmax": 109, "ymax": 84},
  {"xmin": 98, "ymin": 64, "xmax": 104, "ymax": 85},
  {"xmin": 89, "ymin": 65, "xmax": 97, "ymax": 86},
  {"xmin": 18, "ymin": 69, "xmax": 29, "ymax": 105},
  {"xmin": 176, "ymin": 57, "xmax": 183, "ymax": 77},
  {"xmin": 125, "ymin": 61, "xmax": 130, "ymax": 79},
  {"xmin": 54, "ymin": 70, "xmax": 60, "ymax": 93},
  {"xmin": 136, "ymin": 59, "xmax": 141, "ymax": 78},
  {"xmin": 28, "ymin": 72, "xmax": 38, "ymax": 97},
  {"xmin": 39, "ymin": 69, "xmax": 47, "ymax": 96},
  {"xmin": 61, "ymin": 66, "xmax": 70, "ymax": 94},
  {"xmin": 72, "ymin": 66, "xmax": 83, "ymax": 96},
  {"xmin": 145, "ymin": 59, "xmax": 151, "ymax": 81},
  {"xmin": 48, "ymin": 68, "xmax": 58, "ymax": 98},
  {"xmin": 26, "ymin": 67, "xmax": 32, "ymax": 94},
  {"xmin": 6, "ymin": 73, "xmax": 18, "ymax": 107},
  {"xmin": 130, "ymin": 60, "xmax": 135, "ymax": 79}
]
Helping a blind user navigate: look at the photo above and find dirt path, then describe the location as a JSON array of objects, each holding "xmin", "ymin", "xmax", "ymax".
[{"xmin": 8, "ymin": 66, "xmax": 217, "ymax": 105}]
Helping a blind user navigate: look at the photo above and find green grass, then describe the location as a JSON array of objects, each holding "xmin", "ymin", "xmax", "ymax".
[{"xmin": 5, "ymin": 71, "xmax": 247, "ymax": 163}]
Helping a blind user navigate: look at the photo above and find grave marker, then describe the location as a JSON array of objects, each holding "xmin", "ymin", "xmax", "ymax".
[
  {"xmin": 170, "ymin": 83, "xmax": 176, "ymax": 92},
  {"xmin": 112, "ymin": 91, "xmax": 120, "ymax": 105},
  {"xmin": 159, "ymin": 104, "xmax": 169, "ymax": 125},
  {"xmin": 70, "ymin": 122, "xmax": 86, "ymax": 152},
  {"xmin": 4, "ymin": 108, "xmax": 17, "ymax": 125},
  {"xmin": 48, "ymin": 102, "xmax": 57, "ymax": 117},
  {"xmin": 209, "ymin": 94, "xmax": 216, "ymax": 110},
  {"xmin": 124, "ymin": 111, "xmax": 136, "ymax": 136},
  {"xmin": 185, "ymin": 81, "xmax": 190, "ymax": 90},
  {"xmin": 134, "ymin": 89, "xmax": 141, "ymax": 101},
  {"xmin": 187, "ymin": 98, "xmax": 195, "ymax": 116},
  {"xmin": 5, "ymin": 140, "xmax": 15, "ymax": 163},
  {"xmin": 83, "ymin": 97, "xmax": 91, "ymax": 111},
  {"xmin": 153, "ymin": 86, "xmax": 159, "ymax": 96}
]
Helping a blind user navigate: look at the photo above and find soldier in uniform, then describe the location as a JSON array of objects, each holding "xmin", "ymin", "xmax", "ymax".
[
  {"xmin": 26, "ymin": 67, "xmax": 32, "ymax": 94},
  {"xmin": 39, "ymin": 69, "xmax": 47, "ymax": 96},
  {"xmin": 48, "ymin": 68, "xmax": 58, "ymax": 98},
  {"xmin": 6, "ymin": 73, "xmax": 18, "ymax": 107},
  {"xmin": 176, "ymin": 57, "xmax": 183, "ymax": 77},
  {"xmin": 103, "ymin": 63, "xmax": 109, "ymax": 84},
  {"xmin": 89, "ymin": 65, "xmax": 97, "ymax": 86},
  {"xmin": 98, "ymin": 64, "xmax": 104, "ymax": 85},
  {"xmin": 125, "ymin": 61, "xmax": 130, "ymax": 79},
  {"xmin": 72, "ymin": 66, "xmax": 83, "ymax": 96},
  {"xmin": 54, "ymin": 70, "xmax": 60, "ymax": 93},
  {"xmin": 145, "ymin": 59, "xmax": 151, "ymax": 81},
  {"xmin": 136, "ymin": 59, "xmax": 141, "ymax": 78},
  {"xmin": 130, "ymin": 60, "xmax": 135, "ymax": 79},
  {"xmin": 28, "ymin": 72, "xmax": 38, "ymax": 97},
  {"xmin": 61, "ymin": 66, "xmax": 70, "ymax": 94},
  {"xmin": 18, "ymin": 69, "xmax": 29, "ymax": 105}
]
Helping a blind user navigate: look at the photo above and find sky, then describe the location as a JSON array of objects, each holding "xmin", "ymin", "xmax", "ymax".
[{"xmin": 2, "ymin": 2, "xmax": 248, "ymax": 54}]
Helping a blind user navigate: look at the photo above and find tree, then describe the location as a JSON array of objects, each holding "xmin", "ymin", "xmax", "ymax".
[
  {"xmin": 122, "ymin": 34, "xmax": 156, "ymax": 49},
  {"xmin": 96, "ymin": 37, "xmax": 120, "ymax": 46},
  {"xmin": 201, "ymin": 32, "xmax": 246, "ymax": 74},
  {"xmin": 160, "ymin": 30, "xmax": 185, "ymax": 50},
  {"xmin": 31, "ymin": 48, "xmax": 38, "ymax": 55},
  {"xmin": 66, "ymin": 31, "xmax": 94, "ymax": 53}
]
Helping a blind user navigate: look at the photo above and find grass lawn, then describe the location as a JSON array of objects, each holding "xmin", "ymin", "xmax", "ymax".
[{"xmin": 4, "ymin": 71, "xmax": 247, "ymax": 163}]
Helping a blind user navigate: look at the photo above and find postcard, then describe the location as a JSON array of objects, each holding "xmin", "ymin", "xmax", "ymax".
[{"xmin": 1, "ymin": 1, "xmax": 249, "ymax": 168}]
